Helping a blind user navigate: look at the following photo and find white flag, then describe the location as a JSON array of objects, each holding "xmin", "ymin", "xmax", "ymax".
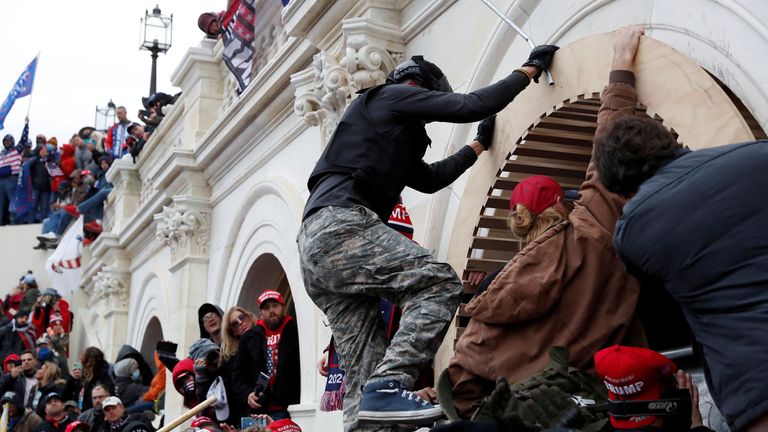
[{"xmin": 46, "ymin": 215, "xmax": 84, "ymax": 300}]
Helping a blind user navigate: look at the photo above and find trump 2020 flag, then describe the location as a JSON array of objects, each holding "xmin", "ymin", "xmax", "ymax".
[
  {"xmin": 46, "ymin": 215, "xmax": 84, "ymax": 300},
  {"xmin": 222, "ymin": 0, "xmax": 257, "ymax": 93},
  {"xmin": 0, "ymin": 56, "xmax": 37, "ymax": 130}
]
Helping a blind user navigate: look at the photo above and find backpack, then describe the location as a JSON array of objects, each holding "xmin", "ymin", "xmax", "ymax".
[{"xmin": 438, "ymin": 347, "xmax": 610, "ymax": 432}]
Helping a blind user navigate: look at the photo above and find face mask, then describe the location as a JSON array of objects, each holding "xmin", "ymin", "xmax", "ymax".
[{"xmin": 46, "ymin": 144, "xmax": 54, "ymax": 152}]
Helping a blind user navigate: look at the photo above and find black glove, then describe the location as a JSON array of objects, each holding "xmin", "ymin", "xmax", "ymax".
[
  {"xmin": 474, "ymin": 115, "xmax": 496, "ymax": 150},
  {"xmin": 522, "ymin": 45, "xmax": 559, "ymax": 83}
]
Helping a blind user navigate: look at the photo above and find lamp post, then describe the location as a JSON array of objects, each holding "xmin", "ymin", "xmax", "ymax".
[
  {"xmin": 95, "ymin": 99, "xmax": 116, "ymax": 133},
  {"xmin": 140, "ymin": 4, "xmax": 173, "ymax": 96}
]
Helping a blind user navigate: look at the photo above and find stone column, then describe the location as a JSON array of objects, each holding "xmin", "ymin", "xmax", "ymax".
[{"xmin": 154, "ymin": 194, "xmax": 211, "ymax": 421}]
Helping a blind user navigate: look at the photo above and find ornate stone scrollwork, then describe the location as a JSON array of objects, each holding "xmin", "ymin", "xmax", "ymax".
[
  {"xmin": 91, "ymin": 271, "xmax": 129, "ymax": 309},
  {"xmin": 291, "ymin": 17, "xmax": 403, "ymax": 145},
  {"xmin": 154, "ymin": 206, "xmax": 211, "ymax": 260}
]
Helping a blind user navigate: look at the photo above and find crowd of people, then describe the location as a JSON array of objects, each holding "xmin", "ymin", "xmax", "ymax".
[
  {"xmin": 4, "ymin": 22, "xmax": 765, "ymax": 432},
  {"xmin": 0, "ymin": 91, "xmax": 180, "ymax": 249},
  {"xmin": 1, "ymin": 266, "xmax": 302, "ymax": 432}
]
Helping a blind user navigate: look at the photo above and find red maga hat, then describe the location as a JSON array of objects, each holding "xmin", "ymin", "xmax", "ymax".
[
  {"xmin": 258, "ymin": 290, "xmax": 285, "ymax": 308},
  {"xmin": 594, "ymin": 345, "xmax": 678, "ymax": 429},
  {"xmin": 509, "ymin": 175, "xmax": 564, "ymax": 215}
]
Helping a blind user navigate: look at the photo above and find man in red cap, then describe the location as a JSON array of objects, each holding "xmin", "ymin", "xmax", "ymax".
[
  {"xmin": 595, "ymin": 345, "xmax": 712, "ymax": 431},
  {"xmin": 232, "ymin": 290, "xmax": 299, "ymax": 421}
]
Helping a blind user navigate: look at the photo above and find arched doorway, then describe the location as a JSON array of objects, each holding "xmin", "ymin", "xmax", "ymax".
[
  {"xmin": 238, "ymin": 253, "xmax": 296, "ymax": 319},
  {"xmin": 139, "ymin": 317, "xmax": 164, "ymax": 371},
  {"xmin": 458, "ymin": 94, "xmax": 696, "ymax": 350}
]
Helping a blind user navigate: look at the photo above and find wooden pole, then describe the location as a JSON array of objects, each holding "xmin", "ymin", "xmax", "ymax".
[{"xmin": 156, "ymin": 396, "xmax": 218, "ymax": 432}]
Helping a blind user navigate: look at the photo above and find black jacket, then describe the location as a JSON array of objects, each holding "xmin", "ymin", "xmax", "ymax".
[
  {"xmin": 305, "ymin": 71, "xmax": 532, "ymax": 222},
  {"xmin": 0, "ymin": 320, "xmax": 35, "ymax": 364},
  {"xmin": 29, "ymin": 157, "xmax": 52, "ymax": 192},
  {"xmin": 32, "ymin": 381, "xmax": 66, "ymax": 417},
  {"xmin": 614, "ymin": 140, "xmax": 768, "ymax": 431},
  {"xmin": 232, "ymin": 317, "xmax": 300, "ymax": 412},
  {"xmin": 64, "ymin": 362, "xmax": 114, "ymax": 411},
  {"xmin": 108, "ymin": 413, "xmax": 154, "ymax": 432},
  {"xmin": 114, "ymin": 345, "xmax": 153, "ymax": 387},
  {"xmin": 34, "ymin": 413, "xmax": 75, "ymax": 432}
]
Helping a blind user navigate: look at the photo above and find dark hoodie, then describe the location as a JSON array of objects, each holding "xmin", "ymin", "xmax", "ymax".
[
  {"xmin": 197, "ymin": 304, "xmax": 223, "ymax": 342},
  {"xmin": 114, "ymin": 345, "xmax": 153, "ymax": 386}
]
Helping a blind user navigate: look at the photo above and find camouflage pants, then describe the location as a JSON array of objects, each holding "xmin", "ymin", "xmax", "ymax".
[{"xmin": 297, "ymin": 206, "xmax": 463, "ymax": 432}]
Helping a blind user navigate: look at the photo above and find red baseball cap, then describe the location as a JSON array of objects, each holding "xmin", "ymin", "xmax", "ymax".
[
  {"xmin": 594, "ymin": 345, "xmax": 678, "ymax": 429},
  {"xmin": 258, "ymin": 290, "xmax": 285, "ymax": 308},
  {"xmin": 268, "ymin": 418, "xmax": 302, "ymax": 432},
  {"xmin": 509, "ymin": 175, "xmax": 564, "ymax": 215}
]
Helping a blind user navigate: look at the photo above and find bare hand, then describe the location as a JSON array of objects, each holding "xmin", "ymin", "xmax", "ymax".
[
  {"xmin": 194, "ymin": 358, "xmax": 206, "ymax": 368},
  {"xmin": 70, "ymin": 367, "xmax": 82, "ymax": 380},
  {"xmin": 613, "ymin": 26, "xmax": 645, "ymax": 70},
  {"xmin": 414, "ymin": 387, "xmax": 437, "ymax": 403},
  {"xmin": 249, "ymin": 414, "xmax": 274, "ymax": 424},
  {"xmin": 247, "ymin": 392, "xmax": 262, "ymax": 409},
  {"xmin": 467, "ymin": 271, "xmax": 487, "ymax": 286},
  {"xmin": 469, "ymin": 141, "xmax": 485, "ymax": 156},
  {"xmin": 25, "ymin": 116, "xmax": 29, "ymax": 124},
  {"xmin": 10, "ymin": 365, "xmax": 22, "ymax": 379},
  {"xmin": 219, "ymin": 423, "xmax": 236, "ymax": 432},
  {"xmin": 677, "ymin": 369, "xmax": 703, "ymax": 427},
  {"xmin": 317, "ymin": 355, "xmax": 329, "ymax": 377}
]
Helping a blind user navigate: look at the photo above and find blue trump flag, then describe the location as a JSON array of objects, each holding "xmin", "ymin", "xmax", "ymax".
[{"xmin": 0, "ymin": 56, "xmax": 38, "ymax": 130}]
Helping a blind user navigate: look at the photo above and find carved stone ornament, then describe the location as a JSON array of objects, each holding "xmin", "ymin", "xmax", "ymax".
[
  {"xmin": 154, "ymin": 206, "xmax": 211, "ymax": 260},
  {"xmin": 91, "ymin": 272, "xmax": 129, "ymax": 309},
  {"xmin": 291, "ymin": 19, "xmax": 402, "ymax": 144}
]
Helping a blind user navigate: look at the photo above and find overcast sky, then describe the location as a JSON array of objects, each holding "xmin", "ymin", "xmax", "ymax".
[{"xmin": 0, "ymin": 0, "xmax": 217, "ymax": 142}]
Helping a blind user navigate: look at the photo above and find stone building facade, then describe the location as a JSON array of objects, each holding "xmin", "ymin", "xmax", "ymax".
[{"xmin": 72, "ymin": 0, "xmax": 768, "ymax": 430}]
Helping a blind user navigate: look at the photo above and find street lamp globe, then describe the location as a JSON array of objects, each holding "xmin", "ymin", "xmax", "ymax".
[
  {"xmin": 140, "ymin": 4, "xmax": 173, "ymax": 95},
  {"xmin": 95, "ymin": 99, "xmax": 117, "ymax": 133}
]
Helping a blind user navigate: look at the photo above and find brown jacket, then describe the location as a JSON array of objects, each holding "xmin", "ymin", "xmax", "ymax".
[
  {"xmin": 13, "ymin": 408, "xmax": 43, "ymax": 432},
  {"xmin": 448, "ymin": 71, "xmax": 647, "ymax": 417}
]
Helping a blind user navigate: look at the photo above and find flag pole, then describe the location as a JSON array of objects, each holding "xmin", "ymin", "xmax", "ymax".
[{"xmin": 26, "ymin": 52, "xmax": 40, "ymax": 117}]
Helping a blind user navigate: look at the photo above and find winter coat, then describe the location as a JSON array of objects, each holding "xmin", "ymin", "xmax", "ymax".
[
  {"xmin": 448, "ymin": 73, "xmax": 647, "ymax": 418},
  {"xmin": 10, "ymin": 408, "xmax": 43, "ymax": 432},
  {"xmin": 613, "ymin": 108, "xmax": 768, "ymax": 430},
  {"xmin": 107, "ymin": 413, "xmax": 155, "ymax": 432},
  {"xmin": 114, "ymin": 345, "xmax": 153, "ymax": 386},
  {"xmin": 232, "ymin": 317, "xmax": 300, "ymax": 413},
  {"xmin": 142, "ymin": 352, "xmax": 165, "ymax": 403},
  {"xmin": 29, "ymin": 157, "xmax": 51, "ymax": 192},
  {"xmin": 74, "ymin": 146, "xmax": 96, "ymax": 172},
  {"xmin": 114, "ymin": 375, "xmax": 148, "ymax": 408},
  {"xmin": 77, "ymin": 408, "xmax": 105, "ymax": 432},
  {"xmin": 32, "ymin": 380, "xmax": 66, "ymax": 417},
  {"xmin": 64, "ymin": 362, "xmax": 114, "ymax": 411},
  {"xmin": 34, "ymin": 413, "xmax": 75, "ymax": 432},
  {"xmin": 32, "ymin": 299, "xmax": 71, "ymax": 337},
  {"xmin": 50, "ymin": 145, "xmax": 75, "ymax": 194},
  {"xmin": 0, "ymin": 320, "xmax": 37, "ymax": 361}
]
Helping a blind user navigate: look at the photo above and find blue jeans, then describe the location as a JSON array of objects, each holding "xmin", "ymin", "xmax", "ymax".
[
  {"xmin": 33, "ymin": 189, "xmax": 52, "ymax": 222},
  {"xmin": 54, "ymin": 186, "xmax": 113, "ymax": 235},
  {"xmin": 0, "ymin": 175, "xmax": 18, "ymax": 225},
  {"xmin": 79, "ymin": 186, "xmax": 112, "ymax": 221},
  {"xmin": 42, "ymin": 211, "xmax": 65, "ymax": 235}
]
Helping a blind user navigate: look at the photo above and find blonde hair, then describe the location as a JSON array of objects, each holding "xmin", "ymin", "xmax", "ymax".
[
  {"xmin": 220, "ymin": 306, "xmax": 257, "ymax": 362},
  {"xmin": 509, "ymin": 204, "xmax": 565, "ymax": 245},
  {"xmin": 39, "ymin": 361, "xmax": 66, "ymax": 387}
]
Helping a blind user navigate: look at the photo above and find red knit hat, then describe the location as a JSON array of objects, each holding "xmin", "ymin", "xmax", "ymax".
[
  {"xmin": 3, "ymin": 354, "xmax": 20, "ymax": 371},
  {"xmin": 509, "ymin": 175, "xmax": 564, "ymax": 215},
  {"xmin": 594, "ymin": 345, "xmax": 677, "ymax": 429}
]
